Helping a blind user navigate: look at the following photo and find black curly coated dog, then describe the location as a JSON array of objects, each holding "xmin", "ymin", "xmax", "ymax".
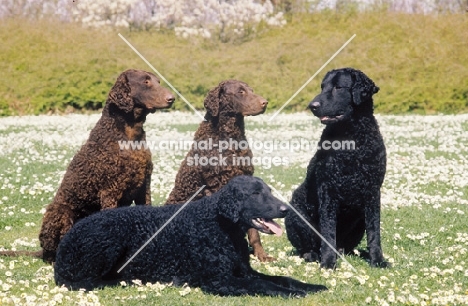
[
  {"xmin": 54, "ymin": 176, "xmax": 327, "ymax": 297},
  {"xmin": 285, "ymin": 68, "xmax": 389, "ymax": 269}
]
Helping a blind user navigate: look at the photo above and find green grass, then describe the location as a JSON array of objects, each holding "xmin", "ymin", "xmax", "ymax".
[
  {"xmin": 0, "ymin": 113, "xmax": 467, "ymax": 305},
  {"xmin": 1, "ymin": 12, "xmax": 468, "ymax": 116}
]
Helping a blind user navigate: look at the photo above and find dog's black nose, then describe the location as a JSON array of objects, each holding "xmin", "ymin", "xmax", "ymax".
[{"xmin": 309, "ymin": 101, "xmax": 320, "ymax": 111}]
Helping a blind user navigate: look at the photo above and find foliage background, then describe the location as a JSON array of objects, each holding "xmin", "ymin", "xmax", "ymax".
[{"xmin": 0, "ymin": 1, "xmax": 467, "ymax": 116}]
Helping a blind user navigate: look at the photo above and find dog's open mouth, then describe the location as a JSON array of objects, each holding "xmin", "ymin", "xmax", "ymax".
[
  {"xmin": 319, "ymin": 115, "xmax": 344, "ymax": 123},
  {"xmin": 252, "ymin": 218, "xmax": 283, "ymax": 236}
]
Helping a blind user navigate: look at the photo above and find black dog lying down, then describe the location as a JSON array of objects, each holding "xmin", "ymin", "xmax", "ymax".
[{"xmin": 54, "ymin": 176, "xmax": 326, "ymax": 297}]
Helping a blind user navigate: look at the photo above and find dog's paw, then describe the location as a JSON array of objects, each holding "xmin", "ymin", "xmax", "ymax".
[
  {"xmin": 255, "ymin": 250, "xmax": 276, "ymax": 262},
  {"xmin": 320, "ymin": 257, "xmax": 336, "ymax": 270},
  {"xmin": 371, "ymin": 260, "xmax": 391, "ymax": 268},
  {"xmin": 302, "ymin": 252, "xmax": 320, "ymax": 263}
]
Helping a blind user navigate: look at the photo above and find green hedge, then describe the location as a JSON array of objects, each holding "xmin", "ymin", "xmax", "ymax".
[{"xmin": 1, "ymin": 12, "xmax": 467, "ymax": 115}]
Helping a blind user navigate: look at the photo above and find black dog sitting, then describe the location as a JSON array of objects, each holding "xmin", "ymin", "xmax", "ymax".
[
  {"xmin": 54, "ymin": 176, "xmax": 327, "ymax": 297},
  {"xmin": 285, "ymin": 68, "xmax": 389, "ymax": 269}
]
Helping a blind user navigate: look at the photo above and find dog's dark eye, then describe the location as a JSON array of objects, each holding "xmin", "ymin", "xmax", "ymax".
[{"xmin": 238, "ymin": 89, "xmax": 245, "ymax": 94}]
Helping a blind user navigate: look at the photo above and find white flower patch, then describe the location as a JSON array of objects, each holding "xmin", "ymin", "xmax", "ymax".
[
  {"xmin": 179, "ymin": 284, "xmax": 191, "ymax": 296},
  {"xmin": 2, "ymin": 112, "xmax": 467, "ymax": 210},
  {"xmin": 406, "ymin": 232, "xmax": 431, "ymax": 243},
  {"xmin": 33, "ymin": 266, "xmax": 54, "ymax": 284},
  {"xmin": 454, "ymin": 233, "xmax": 468, "ymax": 244},
  {"xmin": 10, "ymin": 238, "xmax": 38, "ymax": 249},
  {"xmin": 0, "ymin": 0, "xmax": 287, "ymax": 37}
]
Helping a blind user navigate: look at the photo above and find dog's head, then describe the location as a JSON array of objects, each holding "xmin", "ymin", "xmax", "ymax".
[
  {"xmin": 217, "ymin": 176, "xmax": 288, "ymax": 236},
  {"xmin": 308, "ymin": 68, "xmax": 379, "ymax": 124},
  {"xmin": 107, "ymin": 69, "xmax": 175, "ymax": 118},
  {"xmin": 204, "ymin": 80, "xmax": 268, "ymax": 120}
]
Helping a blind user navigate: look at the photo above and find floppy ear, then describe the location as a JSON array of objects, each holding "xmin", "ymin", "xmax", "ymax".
[
  {"xmin": 217, "ymin": 182, "xmax": 244, "ymax": 223},
  {"xmin": 107, "ymin": 71, "xmax": 134, "ymax": 113},
  {"xmin": 351, "ymin": 69, "xmax": 379, "ymax": 105},
  {"xmin": 204, "ymin": 81, "xmax": 227, "ymax": 118}
]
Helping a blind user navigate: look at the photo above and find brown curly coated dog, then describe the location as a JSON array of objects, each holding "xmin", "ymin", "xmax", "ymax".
[
  {"xmin": 1, "ymin": 69, "xmax": 175, "ymax": 263},
  {"xmin": 165, "ymin": 80, "xmax": 275, "ymax": 262}
]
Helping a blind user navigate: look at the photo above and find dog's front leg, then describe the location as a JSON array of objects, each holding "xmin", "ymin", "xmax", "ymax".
[
  {"xmin": 132, "ymin": 177, "xmax": 151, "ymax": 206},
  {"xmin": 318, "ymin": 185, "xmax": 338, "ymax": 269},
  {"xmin": 143, "ymin": 163, "xmax": 153, "ymax": 205},
  {"xmin": 247, "ymin": 228, "xmax": 274, "ymax": 262},
  {"xmin": 365, "ymin": 190, "xmax": 389, "ymax": 267},
  {"xmin": 199, "ymin": 275, "xmax": 309, "ymax": 297}
]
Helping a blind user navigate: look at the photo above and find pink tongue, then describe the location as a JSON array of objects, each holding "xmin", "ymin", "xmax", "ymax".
[{"xmin": 264, "ymin": 219, "xmax": 283, "ymax": 236}]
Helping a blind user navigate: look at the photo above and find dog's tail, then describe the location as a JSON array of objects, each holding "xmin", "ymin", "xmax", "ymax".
[{"xmin": 0, "ymin": 249, "xmax": 43, "ymax": 258}]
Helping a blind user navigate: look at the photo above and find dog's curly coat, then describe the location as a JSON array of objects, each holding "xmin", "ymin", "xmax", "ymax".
[
  {"xmin": 33, "ymin": 69, "xmax": 174, "ymax": 263},
  {"xmin": 54, "ymin": 176, "xmax": 327, "ymax": 297}
]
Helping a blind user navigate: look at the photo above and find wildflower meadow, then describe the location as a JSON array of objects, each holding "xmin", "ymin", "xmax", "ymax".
[{"xmin": 0, "ymin": 112, "xmax": 467, "ymax": 305}]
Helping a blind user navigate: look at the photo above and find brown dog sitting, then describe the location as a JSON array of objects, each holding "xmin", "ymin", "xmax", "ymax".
[
  {"xmin": 1, "ymin": 69, "xmax": 175, "ymax": 263},
  {"xmin": 165, "ymin": 79, "xmax": 275, "ymax": 262}
]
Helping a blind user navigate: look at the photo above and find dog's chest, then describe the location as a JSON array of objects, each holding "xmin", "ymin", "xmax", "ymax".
[
  {"xmin": 315, "ymin": 141, "xmax": 384, "ymax": 190},
  {"xmin": 119, "ymin": 146, "xmax": 152, "ymax": 176}
]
